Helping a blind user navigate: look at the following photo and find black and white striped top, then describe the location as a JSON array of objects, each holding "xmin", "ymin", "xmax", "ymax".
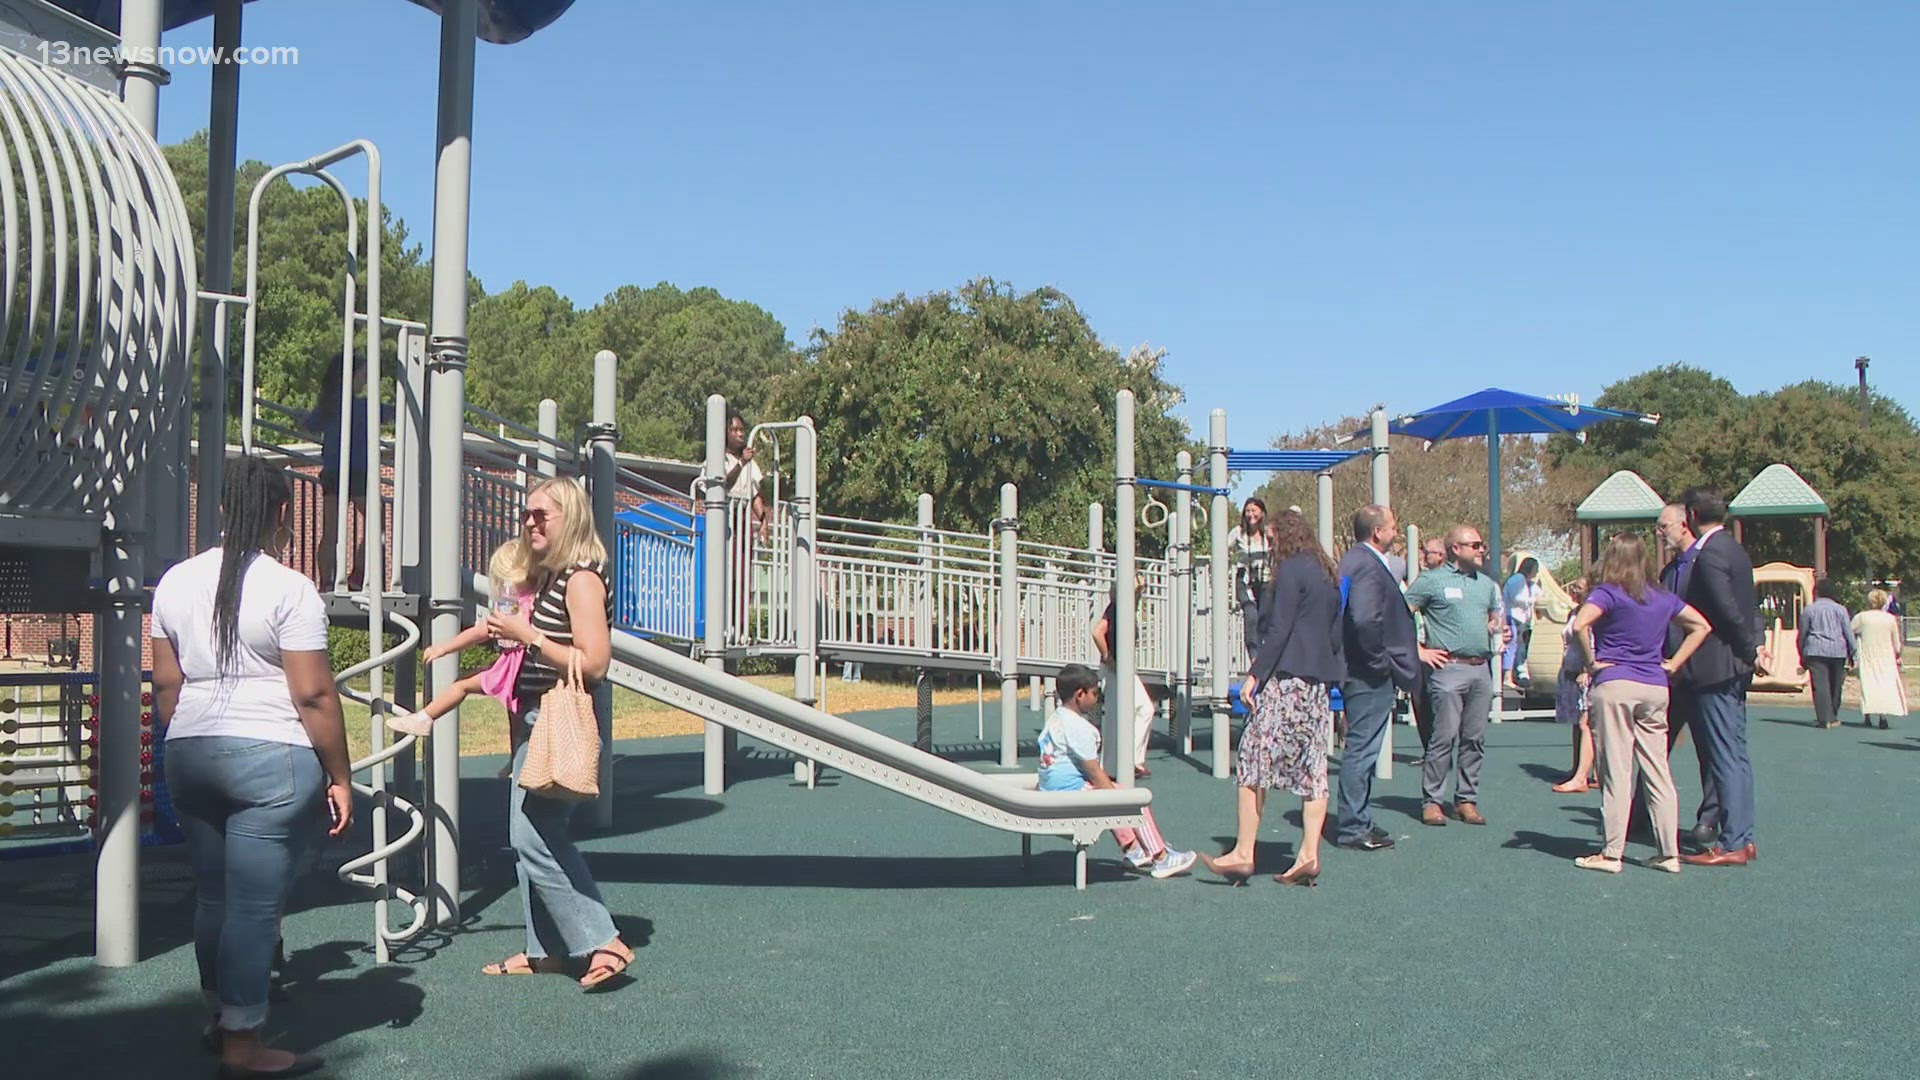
[{"xmin": 514, "ymin": 560, "xmax": 612, "ymax": 701}]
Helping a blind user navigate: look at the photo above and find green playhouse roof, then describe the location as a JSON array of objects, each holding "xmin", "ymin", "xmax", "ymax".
[
  {"xmin": 1730, "ymin": 463, "xmax": 1828, "ymax": 518},
  {"xmin": 1576, "ymin": 470, "xmax": 1665, "ymax": 522}
]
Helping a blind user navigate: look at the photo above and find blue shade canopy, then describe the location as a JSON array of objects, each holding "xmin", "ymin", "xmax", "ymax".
[
  {"xmin": 1377, "ymin": 387, "xmax": 1653, "ymax": 442},
  {"xmin": 49, "ymin": 0, "xmax": 577, "ymax": 44}
]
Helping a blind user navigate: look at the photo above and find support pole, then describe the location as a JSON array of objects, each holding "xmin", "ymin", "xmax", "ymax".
[
  {"xmin": 424, "ymin": 0, "xmax": 478, "ymax": 927},
  {"xmin": 196, "ymin": 0, "xmax": 243, "ymax": 552},
  {"xmin": 1088, "ymin": 502, "xmax": 1103, "ymax": 554},
  {"xmin": 702, "ymin": 395, "xmax": 729, "ymax": 794},
  {"xmin": 1208, "ymin": 410, "xmax": 1231, "ymax": 778},
  {"xmin": 1487, "ymin": 412, "xmax": 1505, "ymax": 723},
  {"xmin": 588, "ymin": 353, "xmax": 617, "ymax": 828},
  {"xmin": 791, "ymin": 419, "xmax": 819, "ymax": 785},
  {"xmin": 915, "ymin": 494, "xmax": 934, "ymax": 652},
  {"xmin": 1371, "ymin": 406, "xmax": 1391, "ymax": 508},
  {"xmin": 1112, "ymin": 390, "xmax": 1138, "ymax": 786},
  {"xmin": 998, "ymin": 483, "xmax": 1020, "ymax": 768},
  {"xmin": 95, "ymin": 0, "xmax": 167, "ymax": 970},
  {"xmin": 1173, "ymin": 450, "xmax": 1193, "ymax": 752},
  {"xmin": 1316, "ymin": 471, "xmax": 1334, "ymax": 554},
  {"xmin": 537, "ymin": 398, "xmax": 559, "ymax": 478}
]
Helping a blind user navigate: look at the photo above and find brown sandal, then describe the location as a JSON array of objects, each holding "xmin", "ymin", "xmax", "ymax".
[
  {"xmin": 481, "ymin": 952, "xmax": 556, "ymax": 976},
  {"xmin": 579, "ymin": 942, "xmax": 633, "ymax": 990}
]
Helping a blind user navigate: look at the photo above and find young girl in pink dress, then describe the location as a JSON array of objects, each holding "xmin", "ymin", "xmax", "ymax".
[{"xmin": 387, "ymin": 540, "xmax": 535, "ymax": 746}]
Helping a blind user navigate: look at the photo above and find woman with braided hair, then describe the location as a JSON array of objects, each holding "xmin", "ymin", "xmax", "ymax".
[{"xmin": 152, "ymin": 456, "xmax": 353, "ymax": 1078}]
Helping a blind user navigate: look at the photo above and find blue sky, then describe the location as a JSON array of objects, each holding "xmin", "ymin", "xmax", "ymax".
[{"xmin": 153, "ymin": 1, "xmax": 1917, "ymax": 452}]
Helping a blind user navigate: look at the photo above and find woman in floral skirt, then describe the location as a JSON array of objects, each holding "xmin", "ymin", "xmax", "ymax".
[{"xmin": 1201, "ymin": 510, "xmax": 1345, "ymax": 887}]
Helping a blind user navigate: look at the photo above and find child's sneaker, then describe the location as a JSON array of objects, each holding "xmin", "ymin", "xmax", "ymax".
[
  {"xmin": 386, "ymin": 711, "xmax": 434, "ymax": 738},
  {"xmin": 1149, "ymin": 849, "xmax": 1197, "ymax": 879},
  {"xmin": 1122, "ymin": 844, "xmax": 1154, "ymax": 872}
]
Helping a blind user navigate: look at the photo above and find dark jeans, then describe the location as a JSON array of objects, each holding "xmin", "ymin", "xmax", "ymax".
[
  {"xmin": 1806, "ymin": 656, "xmax": 1847, "ymax": 727},
  {"xmin": 165, "ymin": 736, "xmax": 325, "ymax": 1031},
  {"xmin": 1666, "ymin": 691, "xmax": 1719, "ymax": 832},
  {"xmin": 1685, "ymin": 676, "xmax": 1756, "ymax": 850},
  {"xmin": 1335, "ymin": 678, "xmax": 1397, "ymax": 843}
]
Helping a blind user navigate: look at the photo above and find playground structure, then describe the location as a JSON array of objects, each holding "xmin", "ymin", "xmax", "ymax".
[{"xmin": 1, "ymin": 0, "xmax": 1677, "ymax": 963}]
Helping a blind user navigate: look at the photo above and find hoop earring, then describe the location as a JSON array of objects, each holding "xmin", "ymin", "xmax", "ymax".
[{"xmin": 271, "ymin": 525, "xmax": 294, "ymax": 555}]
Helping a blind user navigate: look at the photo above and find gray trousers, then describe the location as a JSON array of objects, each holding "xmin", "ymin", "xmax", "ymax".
[{"xmin": 1422, "ymin": 660, "xmax": 1493, "ymax": 806}]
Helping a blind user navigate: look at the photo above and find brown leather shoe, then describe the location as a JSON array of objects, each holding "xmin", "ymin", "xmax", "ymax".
[
  {"xmin": 1421, "ymin": 803, "xmax": 1447, "ymax": 827},
  {"xmin": 1455, "ymin": 802, "xmax": 1487, "ymax": 826},
  {"xmin": 1679, "ymin": 843, "xmax": 1756, "ymax": 867}
]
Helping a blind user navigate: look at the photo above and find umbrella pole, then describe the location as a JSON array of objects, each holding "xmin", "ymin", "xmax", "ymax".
[{"xmin": 1488, "ymin": 416, "xmax": 1505, "ymax": 722}]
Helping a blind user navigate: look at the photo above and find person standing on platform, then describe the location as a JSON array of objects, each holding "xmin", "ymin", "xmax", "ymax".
[
  {"xmin": 1229, "ymin": 498, "xmax": 1271, "ymax": 652},
  {"xmin": 1852, "ymin": 590, "xmax": 1908, "ymax": 729},
  {"xmin": 1404, "ymin": 525, "xmax": 1505, "ymax": 827},
  {"xmin": 1331, "ymin": 506, "xmax": 1432, "ymax": 852},
  {"xmin": 1674, "ymin": 488, "xmax": 1766, "ymax": 868},
  {"xmin": 1503, "ymin": 557, "xmax": 1543, "ymax": 690},
  {"xmin": 1798, "ymin": 578, "xmax": 1856, "ymax": 730}
]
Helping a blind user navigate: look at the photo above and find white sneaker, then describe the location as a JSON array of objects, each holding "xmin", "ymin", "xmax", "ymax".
[
  {"xmin": 1150, "ymin": 849, "xmax": 1197, "ymax": 879},
  {"xmin": 386, "ymin": 711, "xmax": 434, "ymax": 738},
  {"xmin": 1574, "ymin": 853, "xmax": 1623, "ymax": 874},
  {"xmin": 1123, "ymin": 845, "xmax": 1154, "ymax": 872}
]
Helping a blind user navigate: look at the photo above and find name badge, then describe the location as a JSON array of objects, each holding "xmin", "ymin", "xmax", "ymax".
[{"xmin": 1444, "ymin": 587, "xmax": 1465, "ymax": 600}]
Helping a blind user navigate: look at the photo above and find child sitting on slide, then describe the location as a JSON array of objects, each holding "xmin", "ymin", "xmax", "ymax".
[
  {"xmin": 1039, "ymin": 664, "xmax": 1196, "ymax": 879},
  {"xmin": 386, "ymin": 541, "xmax": 533, "ymax": 757}
]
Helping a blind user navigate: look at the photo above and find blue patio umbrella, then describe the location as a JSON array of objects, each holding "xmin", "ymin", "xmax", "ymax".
[{"xmin": 1362, "ymin": 388, "xmax": 1655, "ymax": 579}]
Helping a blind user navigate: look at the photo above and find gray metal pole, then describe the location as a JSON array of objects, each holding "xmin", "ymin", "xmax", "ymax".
[
  {"xmin": 394, "ymin": 327, "xmax": 426, "ymax": 794},
  {"xmin": 93, "ymin": 0, "xmax": 168, "ymax": 970},
  {"xmin": 791, "ymin": 418, "xmax": 819, "ymax": 785},
  {"xmin": 1113, "ymin": 390, "xmax": 1137, "ymax": 787},
  {"xmin": 126, "ymin": 0, "xmax": 185, "ymax": 568},
  {"xmin": 915, "ymin": 493, "xmax": 934, "ymax": 652},
  {"xmin": 1208, "ymin": 409, "xmax": 1231, "ymax": 779},
  {"xmin": 1173, "ymin": 450, "xmax": 1193, "ymax": 752},
  {"xmin": 702, "ymin": 395, "xmax": 729, "ymax": 794},
  {"xmin": 1371, "ymin": 406, "xmax": 1391, "ymax": 508},
  {"xmin": 589, "ymin": 353, "xmax": 617, "ymax": 828},
  {"xmin": 195, "ymin": 0, "xmax": 243, "ymax": 553},
  {"xmin": 998, "ymin": 482, "xmax": 1020, "ymax": 768},
  {"xmin": 1405, "ymin": 524, "xmax": 1421, "ymax": 584},
  {"xmin": 1316, "ymin": 471, "xmax": 1334, "ymax": 554},
  {"xmin": 537, "ymin": 398, "xmax": 559, "ymax": 478},
  {"xmin": 424, "ymin": 0, "xmax": 478, "ymax": 927},
  {"xmin": 1088, "ymin": 502, "xmax": 1103, "ymax": 553}
]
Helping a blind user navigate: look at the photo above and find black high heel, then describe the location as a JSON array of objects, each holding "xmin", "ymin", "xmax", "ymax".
[
  {"xmin": 1274, "ymin": 859, "xmax": 1321, "ymax": 887},
  {"xmin": 1199, "ymin": 852, "xmax": 1254, "ymax": 886}
]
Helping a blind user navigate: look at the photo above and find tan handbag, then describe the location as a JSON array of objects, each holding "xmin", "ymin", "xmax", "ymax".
[{"xmin": 518, "ymin": 649, "xmax": 601, "ymax": 802}]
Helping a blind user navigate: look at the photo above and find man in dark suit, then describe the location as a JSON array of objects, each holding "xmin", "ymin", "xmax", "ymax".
[
  {"xmin": 1657, "ymin": 503, "xmax": 1721, "ymax": 849},
  {"xmin": 1333, "ymin": 505, "xmax": 1432, "ymax": 850},
  {"xmin": 1673, "ymin": 488, "xmax": 1765, "ymax": 867}
]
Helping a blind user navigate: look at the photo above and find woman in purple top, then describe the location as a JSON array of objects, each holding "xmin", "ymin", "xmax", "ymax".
[{"xmin": 1566, "ymin": 533, "xmax": 1711, "ymax": 875}]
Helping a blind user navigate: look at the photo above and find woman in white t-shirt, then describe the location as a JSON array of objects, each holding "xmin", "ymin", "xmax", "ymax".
[{"xmin": 151, "ymin": 457, "xmax": 353, "ymax": 1078}]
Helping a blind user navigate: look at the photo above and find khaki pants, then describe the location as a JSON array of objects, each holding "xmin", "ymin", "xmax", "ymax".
[{"xmin": 1591, "ymin": 679, "xmax": 1679, "ymax": 859}]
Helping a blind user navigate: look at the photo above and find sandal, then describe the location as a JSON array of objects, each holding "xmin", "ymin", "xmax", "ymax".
[
  {"xmin": 481, "ymin": 952, "xmax": 556, "ymax": 976},
  {"xmin": 579, "ymin": 941, "xmax": 633, "ymax": 990}
]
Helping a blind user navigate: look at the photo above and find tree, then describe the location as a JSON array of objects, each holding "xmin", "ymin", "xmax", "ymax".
[
  {"xmin": 579, "ymin": 283, "xmax": 796, "ymax": 459},
  {"xmin": 1547, "ymin": 363, "xmax": 1741, "ymax": 477},
  {"xmin": 769, "ymin": 279, "xmax": 1197, "ymax": 548}
]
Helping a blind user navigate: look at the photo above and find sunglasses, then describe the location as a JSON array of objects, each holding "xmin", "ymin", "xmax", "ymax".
[
  {"xmin": 1456, "ymin": 540, "xmax": 1486, "ymax": 550},
  {"xmin": 522, "ymin": 507, "xmax": 555, "ymax": 525}
]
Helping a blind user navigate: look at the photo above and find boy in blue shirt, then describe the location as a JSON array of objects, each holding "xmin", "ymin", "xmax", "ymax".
[{"xmin": 1039, "ymin": 665, "xmax": 1196, "ymax": 878}]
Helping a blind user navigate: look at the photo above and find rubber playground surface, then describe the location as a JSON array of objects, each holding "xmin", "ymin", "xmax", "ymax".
[{"xmin": 3, "ymin": 701, "xmax": 1916, "ymax": 1079}]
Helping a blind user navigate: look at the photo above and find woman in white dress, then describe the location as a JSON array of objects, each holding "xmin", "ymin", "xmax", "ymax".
[{"xmin": 1850, "ymin": 589, "xmax": 1907, "ymax": 730}]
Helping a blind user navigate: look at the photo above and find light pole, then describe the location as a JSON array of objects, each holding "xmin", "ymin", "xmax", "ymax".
[{"xmin": 1856, "ymin": 356, "xmax": 1871, "ymax": 432}]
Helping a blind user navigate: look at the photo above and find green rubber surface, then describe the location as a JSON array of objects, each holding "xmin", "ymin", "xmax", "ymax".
[{"xmin": 3, "ymin": 702, "xmax": 1915, "ymax": 1079}]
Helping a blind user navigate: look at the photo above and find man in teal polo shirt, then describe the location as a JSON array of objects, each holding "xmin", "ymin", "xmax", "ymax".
[{"xmin": 1404, "ymin": 525, "xmax": 1506, "ymax": 827}]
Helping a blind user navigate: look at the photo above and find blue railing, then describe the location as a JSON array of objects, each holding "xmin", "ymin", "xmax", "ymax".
[{"xmin": 613, "ymin": 499, "xmax": 702, "ymax": 643}]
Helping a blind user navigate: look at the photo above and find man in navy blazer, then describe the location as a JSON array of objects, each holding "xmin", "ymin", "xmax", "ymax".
[
  {"xmin": 1673, "ymin": 487, "xmax": 1766, "ymax": 867},
  {"xmin": 1333, "ymin": 505, "xmax": 1433, "ymax": 850}
]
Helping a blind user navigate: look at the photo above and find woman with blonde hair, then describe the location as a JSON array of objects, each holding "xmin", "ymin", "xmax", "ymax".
[
  {"xmin": 1566, "ymin": 533, "xmax": 1711, "ymax": 874},
  {"xmin": 1852, "ymin": 589, "xmax": 1907, "ymax": 729},
  {"xmin": 478, "ymin": 477, "xmax": 634, "ymax": 989}
]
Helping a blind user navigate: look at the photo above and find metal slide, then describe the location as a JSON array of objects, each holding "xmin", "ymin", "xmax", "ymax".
[{"xmin": 607, "ymin": 630, "xmax": 1150, "ymax": 888}]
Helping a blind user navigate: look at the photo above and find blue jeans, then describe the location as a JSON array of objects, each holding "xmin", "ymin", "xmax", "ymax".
[
  {"xmin": 510, "ymin": 707, "xmax": 617, "ymax": 959},
  {"xmin": 1335, "ymin": 678, "xmax": 1397, "ymax": 843},
  {"xmin": 1688, "ymin": 676, "xmax": 1756, "ymax": 850},
  {"xmin": 164, "ymin": 736, "xmax": 325, "ymax": 1031}
]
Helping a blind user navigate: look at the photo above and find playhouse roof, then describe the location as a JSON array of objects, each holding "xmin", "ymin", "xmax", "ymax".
[
  {"xmin": 1730, "ymin": 463, "xmax": 1828, "ymax": 518},
  {"xmin": 1576, "ymin": 470, "xmax": 1665, "ymax": 522}
]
